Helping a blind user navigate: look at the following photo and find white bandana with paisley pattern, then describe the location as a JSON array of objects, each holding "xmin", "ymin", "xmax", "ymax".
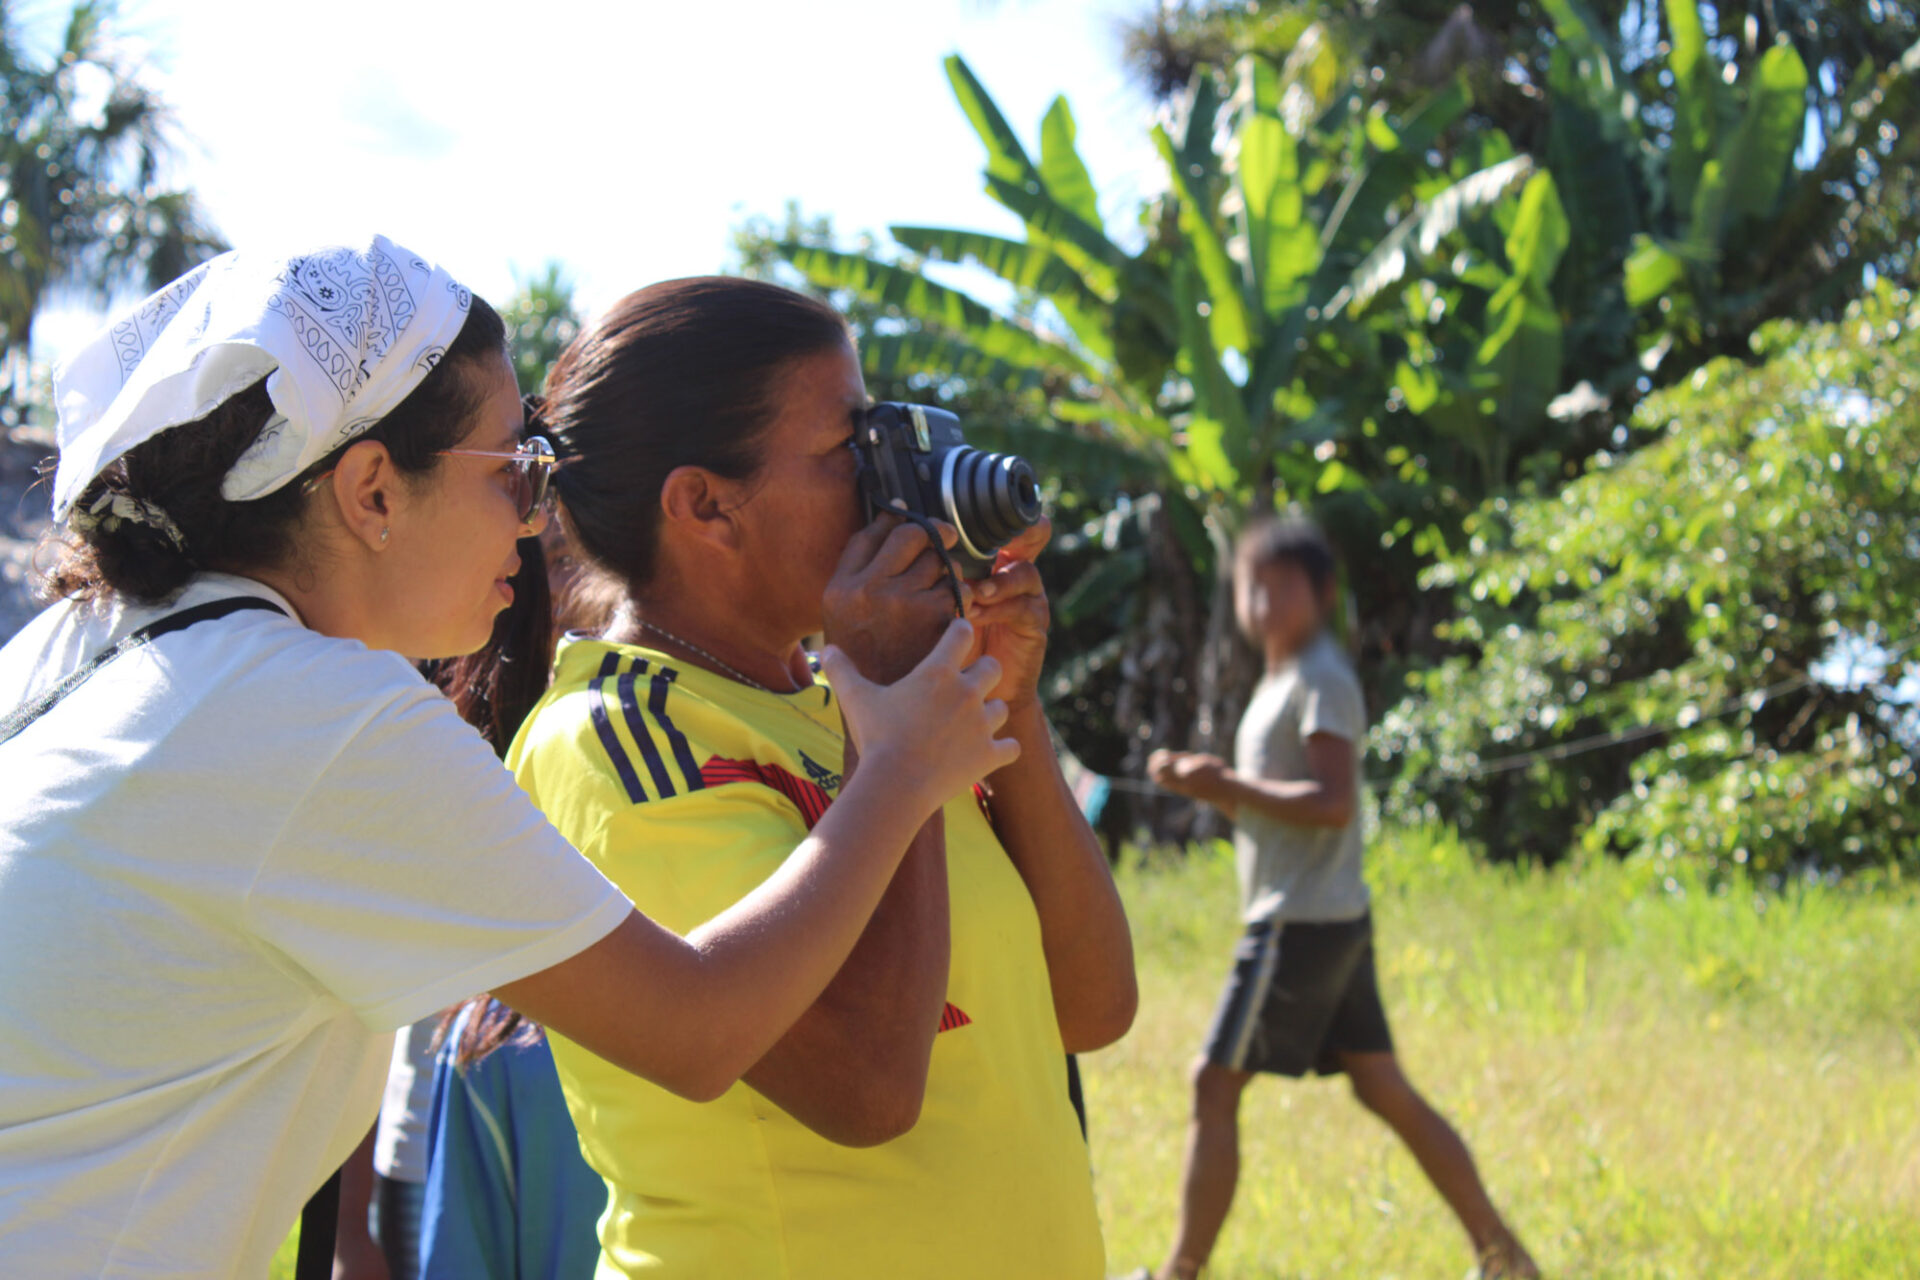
[{"xmin": 51, "ymin": 235, "xmax": 472, "ymax": 518}]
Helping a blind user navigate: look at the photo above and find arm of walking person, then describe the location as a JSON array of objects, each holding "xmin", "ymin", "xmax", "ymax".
[
  {"xmin": 967, "ymin": 521, "xmax": 1138, "ymax": 1054},
  {"xmin": 1147, "ymin": 735, "xmax": 1355, "ymax": 829},
  {"xmin": 495, "ymin": 621, "xmax": 1015, "ymax": 1105}
]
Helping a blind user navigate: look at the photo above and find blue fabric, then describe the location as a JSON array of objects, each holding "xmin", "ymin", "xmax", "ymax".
[{"xmin": 417, "ymin": 1002, "xmax": 607, "ymax": 1280}]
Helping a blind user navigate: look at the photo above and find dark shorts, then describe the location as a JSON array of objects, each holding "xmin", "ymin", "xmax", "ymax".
[{"xmin": 1200, "ymin": 914, "xmax": 1393, "ymax": 1077}]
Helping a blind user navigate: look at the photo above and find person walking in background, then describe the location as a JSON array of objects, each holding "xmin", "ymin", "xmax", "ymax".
[{"xmin": 1131, "ymin": 517, "xmax": 1537, "ymax": 1280}]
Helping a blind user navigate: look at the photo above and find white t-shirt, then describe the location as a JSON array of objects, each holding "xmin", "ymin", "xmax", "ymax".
[{"xmin": 0, "ymin": 574, "xmax": 631, "ymax": 1278}]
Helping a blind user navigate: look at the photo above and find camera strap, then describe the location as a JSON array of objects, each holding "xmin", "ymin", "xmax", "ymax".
[
  {"xmin": 890, "ymin": 508, "xmax": 967, "ymax": 618},
  {"xmin": 0, "ymin": 596, "xmax": 290, "ymax": 748}
]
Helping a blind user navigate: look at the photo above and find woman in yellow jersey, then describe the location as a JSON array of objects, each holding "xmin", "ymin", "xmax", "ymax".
[{"xmin": 490, "ymin": 276, "xmax": 1138, "ymax": 1278}]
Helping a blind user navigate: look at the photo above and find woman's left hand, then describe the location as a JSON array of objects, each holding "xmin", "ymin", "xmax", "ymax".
[{"xmin": 964, "ymin": 519, "xmax": 1052, "ymax": 714}]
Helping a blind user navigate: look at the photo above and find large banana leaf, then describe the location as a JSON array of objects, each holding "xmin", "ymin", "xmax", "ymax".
[
  {"xmin": 1233, "ymin": 112, "xmax": 1319, "ymax": 317},
  {"xmin": 946, "ymin": 53, "xmax": 1124, "ymax": 300},
  {"xmin": 1171, "ymin": 70, "xmax": 1225, "ymax": 201},
  {"xmin": 887, "ymin": 226, "xmax": 1095, "ymax": 301},
  {"xmin": 1665, "ymin": 0, "xmax": 1720, "ymax": 217},
  {"xmin": 1153, "ymin": 123, "xmax": 1256, "ymax": 354},
  {"xmin": 1051, "ymin": 397, "xmax": 1176, "ymax": 446},
  {"xmin": 1504, "ymin": 171, "xmax": 1570, "ymax": 287},
  {"xmin": 781, "ymin": 244, "xmax": 1097, "ymax": 381},
  {"xmin": 1545, "ymin": 46, "xmax": 1642, "ymax": 273},
  {"xmin": 1171, "ymin": 260, "xmax": 1250, "ymax": 493},
  {"xmin": 1715, "ymin": 42, "xmax": 1809, "ymax": 223},
  {"xmin": 1538, "ymin": 0, "xmax": 1635, "ymax": 142},
  {"xmin": 1312, "ymin": 78, "xmax": 1473, "ymax": 297},
  {"xmin": 885, "ymin": 225, "xmax": 1114, "ymax": 360},
  {"xmin": 982, "ymin": 174, "xmax": 1125, "ymax": 298},
  {"xmin": 944, "ymin": 54, "xmax": 1041, "ymax": 189},
  {"xmin": 1039, "ymin": 97, "xmax": 1102, "ymax": 229},
  {"xmin": 859, "ymin": 331, "xmax": 1051, "ymax": 397},
  {"xmin": 1624, "ymin": 235, "xmax": 1687, "ymax": 307},
  {"xmin": 1327, "ymin": 155, "xmax": 1536, "ymax": 314}
]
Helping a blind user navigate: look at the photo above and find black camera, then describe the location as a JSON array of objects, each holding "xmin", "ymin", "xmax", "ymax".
[{"xmin": 851, "ymin": 402, "xmax": 1043, "ymax": 580}]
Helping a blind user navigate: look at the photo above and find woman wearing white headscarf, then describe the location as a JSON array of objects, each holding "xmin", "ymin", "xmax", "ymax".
[{"xmin": 0, "ymin": 238, "xmax": 1016, "ymax": 1278}]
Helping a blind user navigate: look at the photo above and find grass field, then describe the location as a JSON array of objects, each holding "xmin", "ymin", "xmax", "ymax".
[
  {"xmin": 275, "ymin": 827, "xmax": 1920, "ymax": 1278},
  {"xmin": 1087, "ymin": 830, "xmax": 1920, "ymax": 1279}
]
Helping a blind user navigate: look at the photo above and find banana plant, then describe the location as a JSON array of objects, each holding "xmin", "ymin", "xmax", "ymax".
[
  {"xmin": 1534, "ymin": 0, "xmax": 1920, "ymax": 377},
  {"xmin": 782, "ymin": 51, "xmax": 1532, "ymax": 545},
  {"xmin": 774, "ymin": 49, "xmax": 1536, "ymax": 832}
]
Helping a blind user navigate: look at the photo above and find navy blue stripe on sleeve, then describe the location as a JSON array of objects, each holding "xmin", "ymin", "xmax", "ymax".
[
  {"xmin": 649, "ymin": 666, "xmax": 705, "ymax": 795},
  {"xmin": 588, "ymin": 652, "xmax": 647, "ymax": 803},
  {"xmin": 616, "ymin": 664, "xmax": 678, "ymax": 799}
]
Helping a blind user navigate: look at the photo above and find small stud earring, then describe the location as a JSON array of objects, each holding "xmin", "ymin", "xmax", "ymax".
[{"xmin": 379, "ymin": 527, "xmax": 389, "ymax": 544}]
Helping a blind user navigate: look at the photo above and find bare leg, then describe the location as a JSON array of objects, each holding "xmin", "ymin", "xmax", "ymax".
[
  {"xmin": 1340, "ymin": 1051, "xmax": 1538, "ymax": 1278},
  {"xmin": 1157, "ymin": 1058, "xmax": 1253, "ymax": 1280}
]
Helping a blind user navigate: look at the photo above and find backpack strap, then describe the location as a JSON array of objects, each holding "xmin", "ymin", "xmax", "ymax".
[{"xmin": 0, "ymin": 597, "xmax": 289, "ymax": 747}]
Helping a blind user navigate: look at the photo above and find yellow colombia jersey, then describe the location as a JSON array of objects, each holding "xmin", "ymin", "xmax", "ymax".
[{"xmin": 507, "ymin": 636, "xmax": 1106, "ymax": 1279}]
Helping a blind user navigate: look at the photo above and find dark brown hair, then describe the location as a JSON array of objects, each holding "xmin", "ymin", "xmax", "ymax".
[
  {"xmin": 542, "ymin": 276, "xmax": 850, "ymax": 588},
  {"xmin": 45, "ymin": 296, "xmax": 508, "ymax": 605},
  {"xmin": 1238, "ymin": 514, "xmax": 1338, "ymax": 595},
  {"xmin": 469, "ymin": 276, "xmax": 850, "ymax": 748}
]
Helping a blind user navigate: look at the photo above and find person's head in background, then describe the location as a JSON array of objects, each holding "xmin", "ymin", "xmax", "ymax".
[
  {"xmin": 45, "ymin": 241, "xmax": 533, "ymax": 662},
  {"xmin": 1233, "ymin": 515, "xmax": 1338, "ymax": 668}
]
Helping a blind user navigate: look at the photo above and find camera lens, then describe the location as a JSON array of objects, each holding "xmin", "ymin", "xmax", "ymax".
[{"xmin": 941, "ymin": 447, "xmax": 1044, "ymax": 560}]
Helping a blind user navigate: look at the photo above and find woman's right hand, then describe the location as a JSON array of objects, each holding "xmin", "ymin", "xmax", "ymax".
[
  {"xmin": 822, "ymin": 512, "xmax": 967, "ymax": 685},
  {"xmin": 822, "ymin": 619, "xmax": 1019, "ymax": 807}
]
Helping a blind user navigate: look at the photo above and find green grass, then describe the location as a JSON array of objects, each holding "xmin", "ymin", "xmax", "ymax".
[
  {"xmin": 272, "ymin": 828, "xmax": 1920, "ymax": 1278},
  {"xmin": 1086, "ymin": 830, "xmax": 1920, "ymax": 1278}
]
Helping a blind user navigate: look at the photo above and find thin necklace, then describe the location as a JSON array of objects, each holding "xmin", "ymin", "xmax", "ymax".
[
  {"xmin": 626, "ymin": 615, "xmax": 801, "ymax": 694},
  {"xmin": 621, "ymin": 613, "xmax": 844, "ymax": 748}
]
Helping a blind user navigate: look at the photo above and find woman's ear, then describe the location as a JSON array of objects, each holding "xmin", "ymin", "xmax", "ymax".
[
  {"xmin": 659, "ymin": 465, "xmax": 746, "ymax": 556},
  {"xmin": 325, "ymin": 439, "xmax": 399, "ymax": 552}
]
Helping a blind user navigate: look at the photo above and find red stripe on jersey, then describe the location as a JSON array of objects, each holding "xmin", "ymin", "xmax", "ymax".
[
  {"xmin": 938, "ymin": 1002, "xmax": 973, "ymax": 1033},
  {"xmin": 700, "ymin": 757, "xmax": 834, "ymax": 830}
]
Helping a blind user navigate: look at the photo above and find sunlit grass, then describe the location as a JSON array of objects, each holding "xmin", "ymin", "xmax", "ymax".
[
  {"xmin": 1085, "ymin": 830, "xmax": 1920, "ymax": 1278},
  {"xmin": 272, "ymin": 828, "xmax": 1920, "ymax": 1277}
]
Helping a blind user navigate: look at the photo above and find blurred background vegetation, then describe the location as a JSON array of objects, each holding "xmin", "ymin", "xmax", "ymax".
[{"xmin": 6, "ymin": 0, "xmax": 1919, "ymax": 881}]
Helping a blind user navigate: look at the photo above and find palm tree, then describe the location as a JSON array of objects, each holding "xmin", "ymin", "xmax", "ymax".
[{"xmin": 1, "ymin": 0, "xmax": 225, "ymax": 406}]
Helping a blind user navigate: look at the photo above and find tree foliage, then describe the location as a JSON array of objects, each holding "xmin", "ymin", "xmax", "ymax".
[
  {"xmin": 749, "ymin": 4, "xmax": 1920, "ymax": 858},
  {"xmin": 501, "ymin": 261, "xmax": 581, "ymax": 397},
  {"xmin": 0, "ymin": 0, "xmax": 225, "ymax": 377},
  {"xmin": 1377, "ymin": 288, "xmax": 1920, "ymax": 876}
]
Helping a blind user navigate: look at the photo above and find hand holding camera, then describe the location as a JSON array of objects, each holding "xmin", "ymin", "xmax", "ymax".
[
  {"xmin": 822, "ymin": 512, "xmax": 971, "ymax": 686},
  {"xmin": 822, "ymin": 620, "xmax": 1020, "ymax": 801},
  {"xmin": 845, "ymin": 401, "xmax": 1049, "ymax": 703}
]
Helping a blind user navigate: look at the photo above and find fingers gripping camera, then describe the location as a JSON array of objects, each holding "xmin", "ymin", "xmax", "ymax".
[{"xmin": 851, "ymin": 403, "xmax": 1044, "ymax": 580}]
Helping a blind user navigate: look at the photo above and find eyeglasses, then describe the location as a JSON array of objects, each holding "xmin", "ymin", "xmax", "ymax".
[{"xmin": 439, "ymin": 435, "xmax": 561, "ymax": 523}]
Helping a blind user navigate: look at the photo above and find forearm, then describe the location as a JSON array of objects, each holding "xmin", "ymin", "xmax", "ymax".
[
  {"xmin": 498, "ymin": 758, "xmax": 940, "ymax": 1103},
  {"xmin": 742, "ymin": 796, "xmax": 948, "ymax": 1146},
  {"xmin": 983, "ymin": 703, "xmax": 1137, "ymax": 1052},
  {"xmin": 1216, "ymin": 772, "xmax": 1353, "ymax": 828}
]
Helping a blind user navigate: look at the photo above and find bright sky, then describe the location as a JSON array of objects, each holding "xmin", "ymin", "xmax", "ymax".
[{"xmin": 28, "ymin": 0, "xmax": 1163, "ymax": 364}]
